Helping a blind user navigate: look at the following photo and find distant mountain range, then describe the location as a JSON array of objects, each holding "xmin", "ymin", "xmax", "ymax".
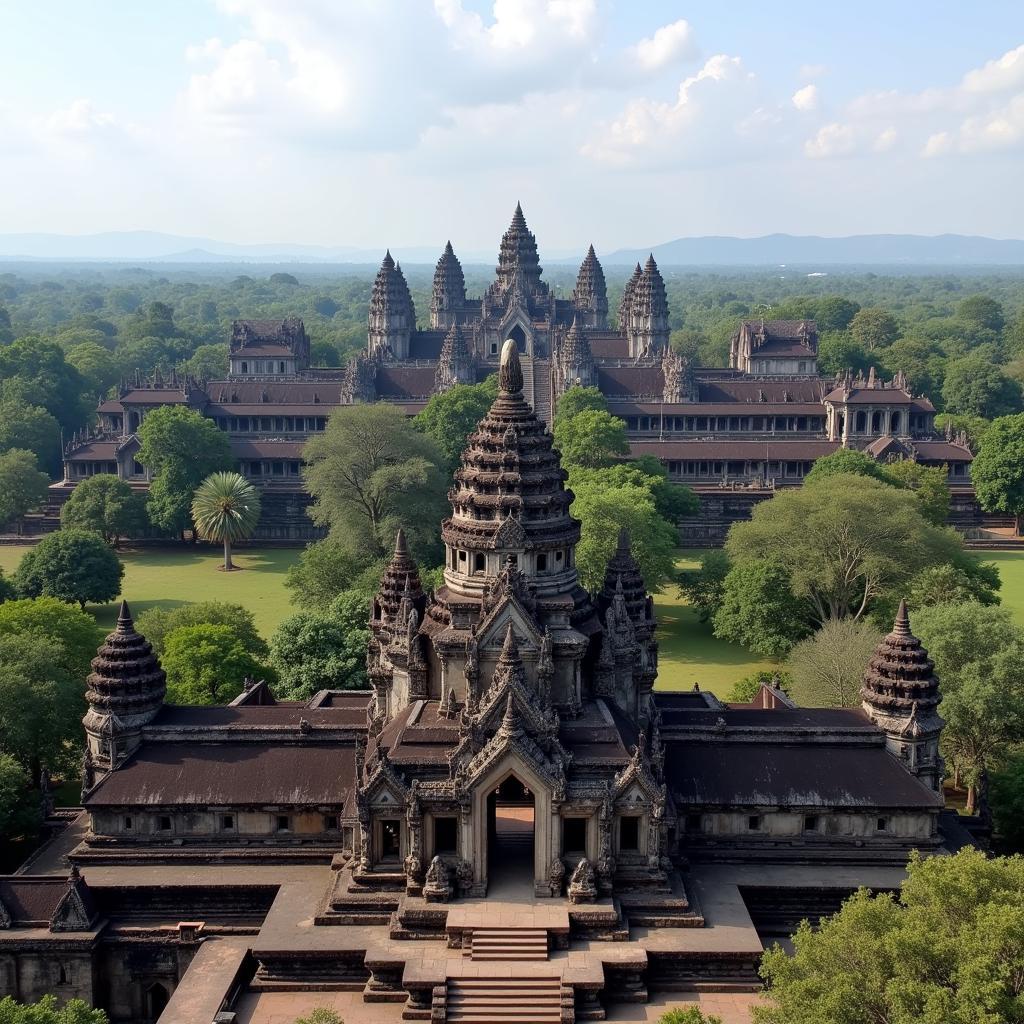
[{"xmin": 2, "ymin": 230, "xmax": 1024, "ymax": 266}]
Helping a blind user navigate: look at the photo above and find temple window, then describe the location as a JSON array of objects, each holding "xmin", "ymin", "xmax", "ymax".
[
  {"xmin": 279, "ymin": 361, "xmax": 286, "ymax": 373},
  {"xmin": 58, "ymin": 964, "xmax": 68, "ymax": 984},
  {"xmin": 473, "ymin": 552, "xmax": 486, "ymax": 574},
  {"xmin": 747, "ymin": 815, "xmax": 761, "ymax": 831},
  {"xmin": 380, "ymin": 819, "xmax": 401, "ymax": 860},
  {"xmin": 323, "ymin": 814, "xmax": 339, "ymax": 831},
  {"xmin": 619, "ymin": 816, "xmax": 640, "ymax": 851},
  {"xmin": 562, "ymin": 817, "xmax": 587, "ymax": 854},
  {"xmin": 158, "ymin": 816, "xmax": 172, "ymax": 832},
  {"xmin": 536, "ymin": 553, "xmax": 548, "ymax": 572},
  {"xmin": 123, "ymin": 816, "xmax": 133, "ymax": 831},
  {"xmin": 555, "ymin": 551, "xmax": 564, "ymax": 563},
  {"xmin": 875, "ymin": 817, "xmax": 888, "ymax": 832},
  {"xmin": 803, "ymin": 815, "xmax": 819, "ymax": 832},
  {"xmin": 434, "ymin": 816, "xmax": 458, "ymax": 854},
  {"xmin": 275, "ymin": 815, "xmax": 291, "ymax": 833},
  {"xmin": 221, "ymin": 814, "xmax": 235, "ymax": 831},
  {"xmin": 685, "ymin": 813, "xmax": 702, "ymax": 832},
  {"xmin": 458, "ymin": 550, "xmax": 467, "ymax": 564},
  {"xmin": 241, "ymin": 361, "xmax": 248, "ymax": 373}
]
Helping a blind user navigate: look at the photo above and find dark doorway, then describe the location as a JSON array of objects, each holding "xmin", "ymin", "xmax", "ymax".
[
  {"xmin": 507, "ymin": 324, "xmax": 527, "ymax": 353},
  {"xmin": 486, "ymin": 774, "xmax": 535, "ymax": 896},
  {"xmin": 146, "ymin": 983, "xmax": 169, "ymax": 1021},
  {"xmin": 380, "ymin": 819, "xmax": 401, "ymax": 861}
]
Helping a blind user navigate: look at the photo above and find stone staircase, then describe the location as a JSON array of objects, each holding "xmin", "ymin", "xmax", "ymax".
[
  {"xmin": 467, "ymin": 927, "xmax": 548, "ymax": 961},
  {"xmin": 519, "ymin": 356, "xmax": 553, "ymax": 427},
  {"xmin": 446, "ymin": 977, "xmax": 562, "ymax": 1023}
]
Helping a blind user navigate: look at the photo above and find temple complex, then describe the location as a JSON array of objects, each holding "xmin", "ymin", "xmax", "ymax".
[
  {"xmin": 0, "ymin": 342, "xmax": 976, "ymax": 1023},
  {"xmin": 51, "ymin": 204, "xmax": 978, "ymax": 544}
]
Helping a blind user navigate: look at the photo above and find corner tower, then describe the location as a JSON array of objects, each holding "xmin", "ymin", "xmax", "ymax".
[
  {"xmin": 572, "ymin": 245, "xmax": 608, "ymax": 329},
  {"xmin": 83, "ymin": 601, "xmax": 166, "ymax": 771},
  {"xmin": 368, "ymin": 251, "xmax": 416, "ymax": 359},
  {"xmin": 861, "ymin": 600, "xmax": 945, "ymax": 791}
]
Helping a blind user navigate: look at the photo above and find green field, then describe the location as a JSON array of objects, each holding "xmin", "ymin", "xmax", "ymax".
[{"xmin": 3, "ymin": 542, "xmax": 1024, "ymax": 698}]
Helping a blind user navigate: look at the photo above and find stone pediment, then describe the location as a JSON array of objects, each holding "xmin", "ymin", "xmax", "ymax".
[
  {"xmin": 362, "ymin": 746, "xmax": 409, "ymax": 807},
  {"xmin": 476, "ymin": 598, "xmax": 542, "ymax": 654},
  {"xmin": 493, "ymin": 514, "xmax": 527, "ymax": 550},
  {"xmin": 611, "ymin": 735, "xmax": 664, "ymax": 807}
]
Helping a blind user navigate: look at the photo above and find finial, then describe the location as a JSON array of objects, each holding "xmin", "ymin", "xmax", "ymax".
[
  {"xmin": 498, "ymin": 339, "xmax": 524, "ymax": 395},
  {"xmin": 616, "ymin": 527, "xmax": 630, "ymax": 554},
  {"xmin": 394, "ymin": 528, "xmax": 408, "ymax": 557},
  {"xmin": 116, "ymin": 600, "xmax": 134, "ymax": 633},
  {"xmin": 499, "ymin": 622, "xmax": 520, "ymax": 662},
  {"xmin": 892, "ymin": 599, "xmax": 911, "ymax": 638},
  {"xmin": 382, "ymin": 249, "xmax": 395, "ymax": 269},
  {"xmin": 501, "ymin": 689, "xmax": 521, "ymax": 735}
]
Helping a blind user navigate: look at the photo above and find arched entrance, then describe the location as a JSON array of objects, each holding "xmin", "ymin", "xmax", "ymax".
[
  {"xmin": 146, "ymin": 982, "xmax": 169, "ymax": 1021},
  {"xmin": 507, "ymin": 324, "xmax": 527, "ymax": 353},
  {"xmin": 486, "ymin": 773, "xmax": 535, "ymax": 896}
]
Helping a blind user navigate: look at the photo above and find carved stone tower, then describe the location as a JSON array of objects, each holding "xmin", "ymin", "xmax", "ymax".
[
  {"xmin": 572, "ymin": 245, "xmax": 608, "ymax": 329},
  {"xmin": 434, "ymin": 322, "xmax": 475, "ymax": 393},
  {"xmin": 486, "ymin": 203, "xmax": 549, "ymax": 315},
  {"xmin": 554, "ymin": 316, "xmax": 597, "ymax": 395},
  {"xmin": 618, "ymin": 262, "xmax": 642, "ymax": 340},
  {"xmin": 368, "ymin": 251, "xmax": 416, "ymax": 359},
  {"xmin": 861, "ymin": 600, "xmax": 945, "ymax": 792},
  {"xmin": 628, "ymin": 255, "xmax": 669, "ymax": 357},
  {"xmin": 430, "ymin": 241, "xmax": 467, "ymax": 331},
  {"xmin": 83, "ymin": 601, "xmax": 166, "ymax": 772}
]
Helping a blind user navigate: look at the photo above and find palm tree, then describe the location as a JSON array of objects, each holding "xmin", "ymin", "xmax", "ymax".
[{"xmin": 191, "ymin": 471, "xmax": 262, "ymax": 571}]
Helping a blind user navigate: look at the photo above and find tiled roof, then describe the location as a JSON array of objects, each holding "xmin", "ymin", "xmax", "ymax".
[
  {"xmin": 597, "ymin": 365, "xmax": 664, "ymax": 397},
  {"xmin": 0, "ymin": 878, "xmax": 69, "ymax": 926},
  {"xmin": 230, "ymin": 439, "xmax": 306, "ymax": 459},
  {"xmin": 66, "ymin": 441, "xmax": 120, "ymax": 461},
  {"xmin": 608, "ymin": 402, "xmax": 825, "ymax": 417},
  {"xmin": 84, "ymin": 742, "xmax": 355, "ymax": 807},
  {"xmin": 697, "ymin": 379, "xmax": 826, "ymax": 403},
  {"xmin": 629, "ymin": 439, "xmax": 840, "ymax": 460},
  {"xmin": 377, "ymin": 364, "xmax": 438, "ymax": 399},
  {"xmin": 912, "ymin": 441, "xmax": 973, "ymax": 462}
]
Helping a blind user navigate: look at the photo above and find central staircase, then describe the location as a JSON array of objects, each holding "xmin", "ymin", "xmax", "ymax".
[
  {"xmin": 446, "ymin": 977, "xmax": 562, "ymax": 1023},
  {"xmin": 468, "ymin": 927, "xmax": 548, "ymax": 961}
]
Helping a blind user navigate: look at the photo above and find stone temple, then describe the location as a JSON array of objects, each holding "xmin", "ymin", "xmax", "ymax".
[{"xmin": 0, "ymin": 341, "xmax": 978, "ymax": 1024}]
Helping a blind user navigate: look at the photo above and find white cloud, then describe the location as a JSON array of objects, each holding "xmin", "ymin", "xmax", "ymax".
[
  {"xmin": 873, "ymin": 127, "xmax": 898, "ymax": 152},
  {"xmin": 628, "ymin": 19, "xmax": 696, "ymax": 71},
  {"xmin": 36, "ymin": 98, "xmax": 137, "ymax": 154},
  {"xmin": 799, "ymin": 63, "xmax": 827, "ymax": 80},
  {"xmin": 791, "ymin": 83, "xmax": 818, "ymax": 111},
  {"xmin": 961, "ymin": 43, "xmax": 1024, "ymax": 95},
  {"xmin": 804, "ymin": 121, "xmax": 856, "ymax": 159}
]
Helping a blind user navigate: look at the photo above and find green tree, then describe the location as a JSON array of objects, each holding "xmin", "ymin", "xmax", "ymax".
[
  {"xmin": 933, "ymin": 412, "xmax": 990, "ymax": 448},
  {"xmin": 0, "ymin": 994, "xmax": 108, "ymax": 1023},
  {"xmin": 65, "ymin": 341, "xmax": 119, "ymax": 400},
  {"xmin": 849, "ymin": 308, "xmax": 900, "ymax": 351},
  {"xmin": 552, "ymin": 386, "xmax": 608, "ymax": 425},
  {"xmin": 755, "ymin": 849, "xmax": 1024, "ymax": 1024},
  {"xmin": 0, "ymin": 399, "xmax": 61, "ymax": 474},
  {"xmin": 180, "ymin": 342, "xmax": 228, "ymax": 380},
  {"xmin": 0, "ymin": 449, "xmax": 50, "ymax": 533},
  {"xmin": 123, "ymin": 300, "xmax": 181, "ymax": 344},
  {"xmin": 270, "ymin": 611, "xmax": 368, "ymax": 700},
  {"xmin": 552, "ymin": 409, "xmax": 629, "ymax": 468},
  {"xmin": 304, "ymin": 403, "xmax": 448, "ymax": 563},
  {"xmin": 191, "ymin": 471, "xmax": 262, "ymax": 571},
  {"xmin": 787, "ymin": 619, "xmax": 883, "ymax": 708},
  {"xmin": 942, "ymin": 355, "xmax": 1022, "ymax": 418},
  {"xmin": 13, "ymin": 529, "xmax": 123, "ymax": 608},
  {"xmin": 162, "ymin": 624, "xmax": 273, "ymax": 704},
  {"xmin": 60, "ymin": 474, "xmax": 147, "ymax": 545},
  {"xmin": 816, "ymin": 333, "xmax": 870, "ymax": 377},
  {"xmin": 678, "ymin": 550, "xmax": 730, "ymax": 624},
  {"xmin": 657, "ymin": 1008, "xmax": 722, "ymax": 1024},
  {"xmin": 814, "ymin": 296, "xmax": 860, "ymax": 333},
  {"xmin": 136, "ymin": 406, "xmax": 234, "ymax": 537},
  {"xmin": 285, "ymin": 538, "xmax": 383, "ymax": 610},
  {"xmin": 135, "ymin": 601, "xmax": 268, "ymax": 658},
  {"xmin": 0, "ymin": 752, "xmax": 41, "ymax": 841},
  {"xmin": 725, "ymin": 475, "xmax": 962, "ymax": 624},
  {"xmin": 569, "ymin": 479, "xmax": 678, "ymax": 592},
  {"xmin": 725, "ymin": 670, "xmax": 792, "ymax": 704},
  {"xmin": 907, "ymin": 563, "xmax": 1001, "ymax": 611},
  {"xmin": 990, "ymin": 752, "xmax": 1024, "ymax": 852},
  {"xmin": 0, "ymin": 597, "xmax": 100, "ymax": 683},
  {"xmin": 713, "ymin": 558, "xmax": 813, "ymax": 657},
  {"xmin": 294, "ymin": 1009, "xmax": 344, "ymax": 1024},
  {"xmin": 881, "ymin": 336, "xmax": 946, "ymax": 400},
  {"xmin": 0, "ymin": 632, "xmax": 85, "ymax": 784},
  {"xmin": 971, "ymin": 413, "xmax": 1024, "ymax": 532},
  {"xmin": 957, "ymin": 294, "xmax": 1005, "ymax": 334},
  {"xmin": 415, "ymin": 376, "xmax": 498, "ymax": 470},
  {"xmin": 803, "ymin": 449, "xmax": 887, "ymax": 485},
  {"xmin": 0, "ymin": 334, "xmax": 88, "ymax": 430},
  {"xmin": 913, "ymin": 602, "xmax": 1024, "ymax": 812},
  {"xmin": 881, "ymin": 459, "xmax": 950, "ymax": 525}
]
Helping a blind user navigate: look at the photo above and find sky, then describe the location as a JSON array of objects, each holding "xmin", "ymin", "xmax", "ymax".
[{"xmin": 2, "ymin": 0, "xmax": 1023, "ymax": 251}]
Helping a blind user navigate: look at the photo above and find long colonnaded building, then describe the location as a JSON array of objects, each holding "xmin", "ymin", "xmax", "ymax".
[
  {"xmin": 55, "ymin": 205, "xmax": 977, "ymax": 544},
  {"xmin": 0, "ymin": 342, "xmax": 979, "ymax": 1023}
]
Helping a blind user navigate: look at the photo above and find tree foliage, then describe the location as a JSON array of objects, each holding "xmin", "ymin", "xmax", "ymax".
[
  {"xmin": 678, "ymin": 550, "xmax": 730, "ymax": 624},
  {"xmin": 13, "ymin": 529, "xmax": 123, "ymax": 608},
  {"xmin": 0, "ymin": 399, "xmax": 61, "ymax": 474},
  {"xmin": 0, "ymin": 597, "xmax": 100, "ymax": 682},
  {"xmin": 942, "ymin": 355, "xmax": 1022, "ymax": 418},
  {"xmin": 0, "ymin": 449, "xmax": 50, "ymax": 529},
  {"xmin": 270, "ymin": 610, "xmax": 369, "ymax": 700},
  {"xmin": 191, "ymin": 471, "xmax": 262, "ymax": 570},
  {"xmin": 552, "ymin": 408, "xmax": 629, "ymax": 469},
  {"xmin": 60, "ymin": 474, "xmax": 147, "ymax": 544},
  {"xmin": 881, "ymin": 459, "xmax": 951, "ymax": 526},
  {"xmin": 755, "ymin": 849, "xmax": 1024, "ymax": 1024},
  {"xmin": 304, "ymin": 403, "xmax": 448, "ymax": 563},
  {"xmin": 971, "ymin": 413, "xmax": 1024, "ymax": 527},
  {"xmin": 0, "ymin": 752, "xmax": 40, "ymax": 840},
  {"xmin": 162, "ymin": 624, "xmax": 274, "ymax": 704},
  {"xmin": 787, "ymin": 619, "xmax": 883, "ymax": 708},
  {"xmin": 990, "ymin": 752, "xmax": 1024, "ymax": 853},
  {"xmin": 135, "ymin": 601, "xmax": 267, "ymax": 658},
  {"xmin": 285, "ymin": 537, "xmax": 384, "ymax": 610},
  {"xmin": 725, "ymin": 670, "xmax": 792, "ymax": 704},
  {"xmin": 136, "ymin": 405, "xmax": 234, "ymax": 536},
  {"xmin": 803, "ymin": 449, "xmax": 888, "ymax": 485},
  {"xmin": 0, "ymin": 995, "xmax": 108, "ymax": 1024},
  {"xmin": 913, "ymin": 602, "xmax": 1024, "ymax": 811},
  {"xmin": 415, "ymin": 376, "xmax": 498, "ymax": 470}
]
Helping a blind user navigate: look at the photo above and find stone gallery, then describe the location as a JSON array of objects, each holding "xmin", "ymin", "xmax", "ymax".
[{"xmin": 0, "ymin": 341, "xmax": 973, "ymax": 1023}]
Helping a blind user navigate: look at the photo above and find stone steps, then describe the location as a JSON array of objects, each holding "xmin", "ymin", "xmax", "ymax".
[
  {"xmin": 447, "ymin": 977, "xmax": 562, "ymax": 1023},
  {"xmin": 469, "ymin": 927, "xmax": 548, "ymax": 961}
]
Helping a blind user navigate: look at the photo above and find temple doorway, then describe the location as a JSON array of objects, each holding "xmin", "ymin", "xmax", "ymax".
[
  {"xmin": 145, "ymin": 982, "xmax": 169, "ymax": 1021},
  {"xmin": 486, "ymin": 774, "xmax": 535, "ymax": 896},
  {"xmin": 507, "ymin": 324, "xmax": 527, "ymax": 353}
]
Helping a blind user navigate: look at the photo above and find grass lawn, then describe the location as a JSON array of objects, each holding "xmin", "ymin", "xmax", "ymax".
[{"xmin": 4, "ymin": 542, "xmax": 1024, "ymax": 699}]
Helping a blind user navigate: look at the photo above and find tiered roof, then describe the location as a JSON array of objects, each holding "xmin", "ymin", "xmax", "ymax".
[
  {"xmin": 375, "ymin": 529, "xmax": 425, "ymax": 625},
  {"xmin": 430, "ymin": 241, "xmax": 466, "ymax": 317},
  {"xmin": 369, "ymin": 251, "xmax": 416, "ymax": 338},
  {"xmin": 443, "ymin": 340, "xmax": 579, "ymax": 555},
  {"xmin": 572, "ymin": 245, "xmax": 608, "ymax": 320},
  {"xmin": 598, "ymin": 529, "xmax": 649, "ymax": 628},
  {"xmin": 631, "ymin": 255, "xmax": 669, "ymax": 324},
  {"xmin": 85, "ymin": 601, "xmax": 166, "ymax": 722},
  {"xmin": 618, "ymin": 262, "xmax": 642, "ymax": 329},
  {"xmin": 861, "ymin": 601, "xmax": 941, "ymax": 717},
  {"xmin": 490, "ymin": 203, "xmax": 548, "ymax": 306}
]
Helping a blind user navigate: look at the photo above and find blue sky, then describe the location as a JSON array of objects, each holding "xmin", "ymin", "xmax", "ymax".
[{"xmin": 2, "ymin": 1, "xmax": 1023, "ymax": 249}]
